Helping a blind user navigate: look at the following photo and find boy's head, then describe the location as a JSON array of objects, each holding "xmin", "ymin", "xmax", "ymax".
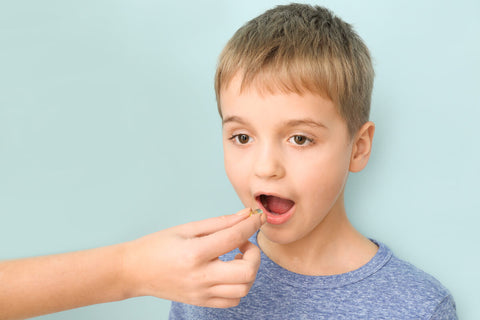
[
  {"xmin": 218, "ymin": 4, "xmax": 375, "ymax": 245},
  {"xmin": 215, "ymin": 3, "xmax": 374, "ymax": 137}
]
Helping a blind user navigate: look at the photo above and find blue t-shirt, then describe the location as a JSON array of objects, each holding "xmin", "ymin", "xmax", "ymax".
[{"xmin": 170, "ymin": 233, "xmax": 456, "ymax": 319}]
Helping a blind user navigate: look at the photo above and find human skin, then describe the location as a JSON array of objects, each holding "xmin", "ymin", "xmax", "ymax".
[
  {"xmin": 221, "ymin": 75, "xmax": 378, "ymax": 276},
  {"xmin": 0, "ymin": 208, "xmax": 265, "ymax": 320}
]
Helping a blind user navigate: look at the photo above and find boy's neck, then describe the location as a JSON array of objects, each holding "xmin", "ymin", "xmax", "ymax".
[{"xmin": 257, "ymin": 200, "xmax": 378, "ymax": 276}]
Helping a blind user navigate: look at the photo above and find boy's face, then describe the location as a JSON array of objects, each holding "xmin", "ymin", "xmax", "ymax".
[{"xmin": 221, "ymin": 75, "xmax": 356, "ymax": 245}]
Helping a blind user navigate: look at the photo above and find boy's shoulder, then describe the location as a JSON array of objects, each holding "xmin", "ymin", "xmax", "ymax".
[
  {"xmin": 373, "ymin": 244, "xmax": 456, "ymax": 317},
  {"xmin": 378, "ymin": 245, "xmax": 450, "ymax": 298},
  {"xmin": 363, "ymin": 241, "xmax": 456, "ymax": 318}
]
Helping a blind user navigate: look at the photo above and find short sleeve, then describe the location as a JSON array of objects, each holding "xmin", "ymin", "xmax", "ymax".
[{"xmin": 429, "ymin": 295, "xmax": 457, "ymax": 320}]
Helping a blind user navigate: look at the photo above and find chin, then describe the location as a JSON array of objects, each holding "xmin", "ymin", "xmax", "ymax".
[{"xmin": 259, "ymin": 224, "xmax": 301, "ymax": 245}]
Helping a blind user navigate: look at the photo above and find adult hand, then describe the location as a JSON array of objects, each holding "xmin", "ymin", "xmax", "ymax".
[
  {"xmin": 122, "ymin": 208, "xmax": 266, "ymax": 308},
  {"xmin": 0, "ymin": 208, "xmax": 265, "ymax": 320}
]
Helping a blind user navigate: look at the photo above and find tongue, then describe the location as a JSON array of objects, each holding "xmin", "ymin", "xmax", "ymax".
[{"xmin": 266, "ymin": 196, "xmax": 294, "ymax": 214}]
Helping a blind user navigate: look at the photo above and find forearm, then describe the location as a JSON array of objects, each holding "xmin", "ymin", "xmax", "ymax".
[{"xmin": 0, "ymin": 244, "xmax": 130, "ymax": 320}]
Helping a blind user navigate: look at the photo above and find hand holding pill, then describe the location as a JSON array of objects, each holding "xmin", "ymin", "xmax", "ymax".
[
  {"xmin": 0, "ymin": 208, "xmax": 266, "ymax": 319},
  {"xmin": 122, "ymin": 208, "xmax": 266, "ymax": 308}
]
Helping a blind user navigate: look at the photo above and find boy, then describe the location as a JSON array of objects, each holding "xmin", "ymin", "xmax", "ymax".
[{"xmin": 170, "ymin": 3, "xmax": 456, "ymax": 319}]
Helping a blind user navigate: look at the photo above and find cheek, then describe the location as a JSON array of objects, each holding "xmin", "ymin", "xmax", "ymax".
[
  {"xmin": 296, "ymin": 149, "xmax": 350, "ymax": 202},
  {"xmin": 224, "ymin": 158, "xmax": 252, "ymax": 208},
  {"xmin": 223, "ymin": 147, "xmax": 248, "ymax": 192}
]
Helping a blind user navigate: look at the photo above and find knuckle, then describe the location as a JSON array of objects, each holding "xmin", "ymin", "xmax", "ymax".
[
  {"xmin": 184, "ymin": 247, "xmax": 203, "ymax": 266},
  {"xmin": 213, "ymin": 298, "xmax": 240, "ymax": 308},
  {"xmin": 191, "ymin": 268, "xmax": 209, "ymax": 285},
  {"xmin": 204, "ymin": 298, "xmax": 222, "ymax": 308},
  {"xmin": 188, "ymin": 288, "xmax": 210, "ymax": 306},
  {"xmin": 226, "ymin": 230, "xmax": 243, "ymax": 245},
  {"xmin": 219, "ymin": 214, "xmax": 230, "ymax": 225},
  {"xmin": 231, "ymin": 298, "xmax": 242, "ymax": 307},
  {"xmin": 243, "ymin": 265, "xmax": 257, "ymax": 282},
  {"xmin": 239, "ymin": 285, "xmax": 250, "ymax": 297},
  {"xmin": 249, "ymin": 245, "xmax": 261, "ymax": 260}
]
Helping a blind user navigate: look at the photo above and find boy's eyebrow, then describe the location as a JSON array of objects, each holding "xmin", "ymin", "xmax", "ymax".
[
  {"xmin": 222, "ymin": 116, "xmax": 246, "ymax": 126},
  {"xmin": 284, "ymin": 119, "xmax": 328, "ymax": 130}
]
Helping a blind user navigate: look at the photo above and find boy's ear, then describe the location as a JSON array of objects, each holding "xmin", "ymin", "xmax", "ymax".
[{"xmin": 349, "ymin": 121, "xmax": 375, "ymax": 173}]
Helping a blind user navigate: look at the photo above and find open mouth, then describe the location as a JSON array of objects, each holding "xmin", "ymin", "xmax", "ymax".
[{"xmin": 256, "ymin": 194, "xmax": 295, "ymax": 215}]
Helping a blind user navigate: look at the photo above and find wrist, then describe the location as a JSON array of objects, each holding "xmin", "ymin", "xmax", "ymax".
[{"xmin": 116, "ymin": 241, "xmax": 139, "ymax": 300}]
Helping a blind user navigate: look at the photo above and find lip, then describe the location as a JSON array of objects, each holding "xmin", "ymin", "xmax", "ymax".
[{"xmin": 254, "ymin": 192, "xmax": 295, "ymax": 225}]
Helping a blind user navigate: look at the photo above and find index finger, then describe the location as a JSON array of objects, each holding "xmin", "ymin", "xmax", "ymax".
[
  {"xmin": 178, "ymin": 208, "xmax": 252, "ymax": 238},
  {"xmin": 198, "ymin": 211, "xmax": 265, "ymax": 259}
]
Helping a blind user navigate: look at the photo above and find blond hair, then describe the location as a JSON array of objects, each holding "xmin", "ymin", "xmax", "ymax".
[{"xmin": 215, "ymin": 3, "xmax": 374, "ymax": 136}]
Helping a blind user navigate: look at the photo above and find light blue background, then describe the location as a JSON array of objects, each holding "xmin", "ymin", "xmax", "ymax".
[{"xmin": 1, "ymin": 1, "xmax": 478, "ymax": 319}]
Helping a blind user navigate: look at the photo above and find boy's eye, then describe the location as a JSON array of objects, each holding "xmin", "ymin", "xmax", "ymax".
[
  {"xmin": 231, "ymin": 134, "xmax": 251, "ymax": 144},
  {"xmin": 289, "ymin": 135, "xmax": 312, "ymax": 146}
]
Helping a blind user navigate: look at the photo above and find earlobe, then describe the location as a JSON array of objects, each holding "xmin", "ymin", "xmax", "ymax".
[{"xmin": 349, "ymin": 121, "xmax": 375, "ymax": 173}]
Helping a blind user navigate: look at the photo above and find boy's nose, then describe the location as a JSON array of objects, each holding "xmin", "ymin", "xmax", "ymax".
[{"xmin": 253, "ymin": 145, "xmax": 285, "ymax": 180}]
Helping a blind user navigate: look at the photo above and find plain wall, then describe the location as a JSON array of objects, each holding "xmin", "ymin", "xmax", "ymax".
[{"xmin": 1, "ymin": 1, "xmax": 478, "ymax": 319}]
